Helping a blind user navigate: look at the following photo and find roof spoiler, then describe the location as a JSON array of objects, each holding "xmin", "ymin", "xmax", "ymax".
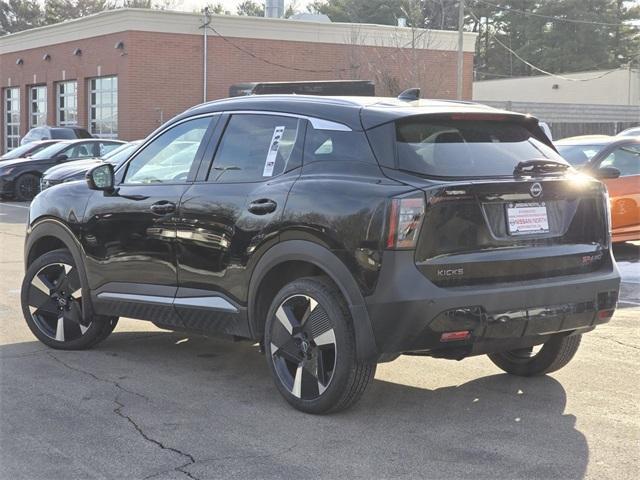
[{"xmin": 398, "ymin": 88, "xmax": 420, "ymax": 101}]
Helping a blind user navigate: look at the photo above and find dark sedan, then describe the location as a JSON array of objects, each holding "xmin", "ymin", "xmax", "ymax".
[
  {"xmin": 41, "ymin": 140, "xmax": 142, "ymax": 191},
  {"xmin": 0, "ymin": 140, "xmax": 61, "ymax": 162},
  {"xmin": 0, "ymin": 138, "xmax": 124, "ymax": 200}
]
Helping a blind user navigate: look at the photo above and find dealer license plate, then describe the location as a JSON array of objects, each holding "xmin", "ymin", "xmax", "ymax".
[{"xmin": 506, "ymin": 203, "xmax": 550, "ymax": 235}]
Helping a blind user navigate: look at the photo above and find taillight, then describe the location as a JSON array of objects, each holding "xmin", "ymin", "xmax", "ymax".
[
  {"xmin": 603, "ymin": 185, "xmax": 612, "ymax": 245},
  {"xmin": 386, "ymin": 193, "xmax": 425, "ymax": 249}
]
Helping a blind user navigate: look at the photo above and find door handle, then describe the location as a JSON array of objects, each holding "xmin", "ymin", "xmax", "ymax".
[
  {"xmin": 248, "ymin": 198, "xmax": 277, "ymax": 215},
  {"xmin": 150, "ymin": 200, "xmax": 176, "ymax": 215}
]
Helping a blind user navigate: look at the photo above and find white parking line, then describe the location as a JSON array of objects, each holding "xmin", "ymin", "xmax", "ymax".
[{"xmin": 0, "ymin": 203, "xmax": 30, "ymax": 209}]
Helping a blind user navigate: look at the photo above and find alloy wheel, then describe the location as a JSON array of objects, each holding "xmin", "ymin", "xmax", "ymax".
[
  {"xmin": 269, "ymin": 294, "xmax": 337, "ymax": 400},
  {"xmin": 26, "ymin": 262, "xmax": 90, "ymax": 342},
  {"xmin": 18, "ymin": 175, "xmax": 39, "ymax": 199}
]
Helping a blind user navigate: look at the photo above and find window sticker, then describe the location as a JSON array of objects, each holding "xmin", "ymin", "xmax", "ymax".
[{"xmin": 263, "ymin": 126, "xmax": 285, "ymax": 177}]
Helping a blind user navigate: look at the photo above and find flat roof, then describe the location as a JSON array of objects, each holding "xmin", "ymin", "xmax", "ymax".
[{"xmin": 0, "ymin": 8, "xmax": 477, "ymax": 55}]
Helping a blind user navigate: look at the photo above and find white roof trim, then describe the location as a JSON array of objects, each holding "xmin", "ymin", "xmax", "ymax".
[{"xmin": 0, "ymin": 8, "xmax": 477, "ymax": 55}]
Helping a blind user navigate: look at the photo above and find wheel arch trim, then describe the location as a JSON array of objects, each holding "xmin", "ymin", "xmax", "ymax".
[
  {"xmin": 25, "ymin": 218, "xmax": 94, "ymax": 320},
  {"xmin": 248, "ymin": 240, "xmax": 379, "ymax": 362}
]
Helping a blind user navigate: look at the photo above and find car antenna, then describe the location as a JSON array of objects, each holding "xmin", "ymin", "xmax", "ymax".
[{"xmin": 398, "ymin": 88, "xmax": 420, "ymax": 101}]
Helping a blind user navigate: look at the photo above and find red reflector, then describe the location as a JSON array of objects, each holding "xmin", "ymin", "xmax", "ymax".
[
  {"xmin": 440, "ymin": 331, "xmax": 471, "ymax": 342},
  {"xmin": 598, "ymin": 309, "xmax": 614, "ymax": 319},
  {"xmin": 386, "ymin": 199, "xmax": 399, "ymax": 249}
]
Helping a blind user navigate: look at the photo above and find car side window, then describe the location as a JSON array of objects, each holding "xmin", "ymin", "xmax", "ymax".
[
  {"xmin": 303, "ymin": 127, "xmax": 376, "ymax": 164},
  {"xmin": 124, "ymin": 117, "xmax": 211, "ymax": 185},
  {"xmin": 209, "ymin": 114, "xmax": 301, "ymax": 183},
  {"xmin": 99, "ymin": 142, "xmax": 120, "ymax": 157},
  {"xmin": 63, "ymin": 142, "xmax": 95, "ymax": 159},
  {"xmin": 600, "ymin": 145, "xmax": 640, "ymax": 177}
]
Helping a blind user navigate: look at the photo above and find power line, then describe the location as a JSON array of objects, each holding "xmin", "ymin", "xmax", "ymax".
[
  {"xmin": 204, "ymin": 24, "xmax": 358, "ymax": 74},
  {"xmin": 491, "ymin": 34, "xmax": 624, "ymax": 81},
  {"xmin": 469, "ymin": 10, "xmax": 626, "ymax": 82},
  {"xmin": 473, "ymin": 0, "xmax": 632, "ymax": 27}
]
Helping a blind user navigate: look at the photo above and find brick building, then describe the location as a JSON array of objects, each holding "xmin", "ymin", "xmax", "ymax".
[{"xmin": 0, "ymin": 8, "xmax": 476, "ymax": 153}]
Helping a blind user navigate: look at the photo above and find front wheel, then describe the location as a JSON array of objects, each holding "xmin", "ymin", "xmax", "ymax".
[
  {"xmin": 14, "ymin": 173, "xmax": 40, "ymax": 201},
  {"xmin": 488, "ymin": 334, "xmax": 582, "ymax": 376},
  {"xmin": 264, "ymin": 277, "xmax": 376, "ymax": 414},
  {"xmin": 21, "ymin": 249, "xmax": 118, "ymax": 350}
]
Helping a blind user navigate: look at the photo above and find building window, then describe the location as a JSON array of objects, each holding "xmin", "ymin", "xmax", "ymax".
[
  {"xmin": 56, "ymin": 80, "xmax": 77, "ymax": 127},
  {"xmin": 88, "ymin": 76, "xmax": 118, "ymax": 138},
  {"xmin": 4, "ymin": 87, "xmax": 20, "ymax": 152},
  {"xmin": 29, "ymin": 85, "xmax": 47, "ymax": 128}
]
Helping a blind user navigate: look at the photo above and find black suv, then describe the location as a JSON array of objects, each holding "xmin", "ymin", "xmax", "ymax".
[{"xmin": 21, "ymin": 95, "xmax": 620, "ymax": 413}]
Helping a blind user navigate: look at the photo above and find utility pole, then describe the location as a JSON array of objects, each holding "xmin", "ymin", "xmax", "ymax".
[
  {"xmin": 456, "ymin": 0, "xmax": 464, "ymax": 100},
  {"xmin": 202, "ymin": 7, "xmax": 211, "ymax": 103}
]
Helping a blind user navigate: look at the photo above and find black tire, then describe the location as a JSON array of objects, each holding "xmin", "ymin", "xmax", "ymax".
[
  {"xmin": 264, "ymin": 276, "xmax": 376, "ymax": 414},
  {"xmin": 488, "ymin": 334, "xmax": 582, "ymax": 376},
  {"xmin": 21, "ymin": 249, "xmax": 118, "ymax": 350},
  {"xmin": 14, "ymin": 173, "xmax": 40, "ymax": 201}
]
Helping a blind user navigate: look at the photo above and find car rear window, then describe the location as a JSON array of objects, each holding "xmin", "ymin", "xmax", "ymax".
[
  {"xmin": 555, "ymin": 144, "xmax": 603, "ymax": 167},
  {"xmin": 51, "ymin": 129, "xmax": 76, "ymax": 139},
  {"xmin": 75, "ymin": 129, "xmax": 93, "ymax": 138},
  {"xmin": 393, "ymin": 118, "xmax": 566, "ymax": 178}
]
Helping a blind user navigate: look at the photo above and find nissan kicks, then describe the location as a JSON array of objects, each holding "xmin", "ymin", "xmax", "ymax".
[{"xmin": 21, "ymin": 94, "xmax": 620, "ymax": 413}]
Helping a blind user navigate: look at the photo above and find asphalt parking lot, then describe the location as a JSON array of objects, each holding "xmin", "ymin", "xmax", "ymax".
[{"xmin": 1, "ymin": 200, "xmax": 638, "ymax": 480}]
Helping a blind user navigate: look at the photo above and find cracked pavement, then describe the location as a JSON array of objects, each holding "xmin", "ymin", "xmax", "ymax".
[{"xmin": 1, "ymin": 201, "xmax": 639, "ymax": 480}]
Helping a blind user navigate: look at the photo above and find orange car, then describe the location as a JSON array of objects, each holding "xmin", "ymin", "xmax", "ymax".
[{"xmin": 556, "ymin": 136, "xmax": 640, "ymax": 243}]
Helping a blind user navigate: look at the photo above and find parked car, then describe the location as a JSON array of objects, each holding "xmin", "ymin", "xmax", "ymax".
[
  {"xmin": 616, "ymin": 126, "xmax": 640, "ymax": 137},
  {"xmin": 557, "ymin": 134, "xmax": 612, "ymax": 142},
  {"xmin": 556, "ymin": 136, "xmax": 640, "ymax": 243},
  {"xmin": 21, "ymin": 94, "xmax": 620, "ymax": 413},
  {"xmin": 0, "ymin": 140, "xmax": 61, "ymax": 162},
  {"xmin": 0, "ymin": 138, "xmax": 124, "ymax": 200},
  {"xmin": 20, "ymin": 126, "xmax": 92, "ymax": 146},
  {"xmin": 40, "ymin": 140, "xmax": 142, "ymax": 191}
]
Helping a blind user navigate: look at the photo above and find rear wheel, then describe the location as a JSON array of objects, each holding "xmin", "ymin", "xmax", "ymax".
[
  {"xmin": 488, "ymin": 334, "xmax": 582, "ymax": 376},
  {"xmin": 14, "ymin": 173, "xmax": 40, "ymax": 201},
  {"xmin": 21, "ymin": 249, "xmax": 118, "ymax": 350},
  {"xmin": 264, "ymin": 277, "xmax": 376, "ymax": 414}
]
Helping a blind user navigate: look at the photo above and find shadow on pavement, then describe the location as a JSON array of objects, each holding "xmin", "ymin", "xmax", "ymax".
[{"xmin": 0, "ymin": 330, "xmax": 589, "ymax": 479}]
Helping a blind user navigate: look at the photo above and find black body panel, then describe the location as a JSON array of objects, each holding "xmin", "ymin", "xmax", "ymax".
[{"xmin": 23, "ymin": 95, "xmax": 620, "ymax": 363}]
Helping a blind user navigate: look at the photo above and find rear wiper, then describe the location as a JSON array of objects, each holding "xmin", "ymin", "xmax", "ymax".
[{"xmin": 513, "ymin": 159, "xmax": 570, "ymax": 177}]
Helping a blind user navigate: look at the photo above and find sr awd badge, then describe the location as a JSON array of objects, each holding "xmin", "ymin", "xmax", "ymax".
[{"xmin": 530, "ymin": 182, "xmax": 543, "ymax": 198}]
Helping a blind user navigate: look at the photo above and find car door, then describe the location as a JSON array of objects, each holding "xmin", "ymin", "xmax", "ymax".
[
  {"xmin": 175, "ymin": 113, "xmax": 305, "ymax": 337},
  {"xmin": 82, "ymin": 115, "xmax": 216, "ymax": 326},
  {"xmin": 597, "ymin": 143, "xmax": 640, "ymax": 239}
]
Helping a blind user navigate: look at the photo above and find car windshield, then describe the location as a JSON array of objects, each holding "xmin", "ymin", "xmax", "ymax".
[
  {"xmin": 102, "ymin": 142, "xmax": 140, "ymax": 167},
  {"xmin": 0, "ymin": 142, "xmax": 49, "ymax": 160},
  {"xmin": 29, "ymin": 142, "xmax": 70, "ymax": 160},
  {"xmin": 556, "ymin": 144, "xmax": 604, "ymax": 167},
  {"xmin": 394, "ymin": 118, "xmax": 566, "ymax": 178}
]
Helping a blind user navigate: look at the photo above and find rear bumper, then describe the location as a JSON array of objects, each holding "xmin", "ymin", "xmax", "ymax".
[{"xmin": 365, "ymin": 251, "xmax": 621, "ymax": 358}]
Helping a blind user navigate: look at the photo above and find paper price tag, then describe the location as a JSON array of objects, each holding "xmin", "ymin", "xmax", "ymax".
[{"xmin": 263, "ymin": 126, "xmax": 286, "ymax": 177}]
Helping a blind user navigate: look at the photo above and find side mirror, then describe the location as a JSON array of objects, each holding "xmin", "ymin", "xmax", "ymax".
[
  {"xmin": 86, "ymin": 163, "xmax": 115, "ymax": 191},
  {"xmin": 54, "ymin": 154, "xmax": 68, "ymax": 162},
  {"xmin": 595, "ymin": 166, "xmax": 621, "ymax": 179}
]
